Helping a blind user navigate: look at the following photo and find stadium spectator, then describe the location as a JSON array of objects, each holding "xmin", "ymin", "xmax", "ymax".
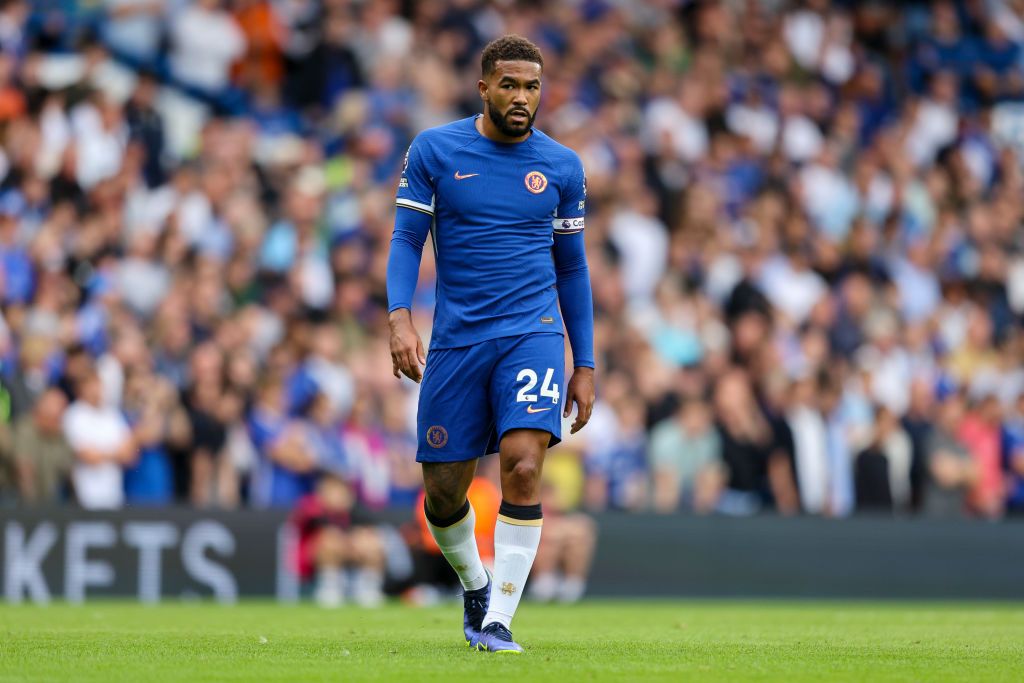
[
  {"xmin": 787, "ymin": 373, "xmax": 834, "ymax": 515},
  {"xmin": 583, "ymin": 393, "xmax": 649, "ymax": 512},
  {"xmin": 101, "ymin": 0, "xmax": 166, "ymax": 67},
  {"xmin": 649, "ymin": 395, "xmax": 724, "ymax": 514},
  {"xmin": 232, "ymin": 0, "xmax": 286, "ymax": 91},
  {"xmin": 958, "ymin": 393, "xmax": 1006, "ymax": 519},
  {"xmin": 4, "ymin": 335, "xmax": 55, "ymax": 418},
  {"xmin": 714, "ymin": 369, "xmax": 798, "ymax": 515},
  {"xmin": 248, "ymin": 374, "xmax": 316, "ymax": 508},
  {"xmin": 183, "ymin": 341, "xmax": 240, "ymax": 506},
  {"xmin": 168, "ymin": 0, "xmax": 246, "ymax": 99},
  {"xmin": 303, "ymin": 391, "xmax": 350, "ymax": 480},
  {"xmin": 902, "ymin": 378, "xmax": 936, "ymax": 511},
  {"xmin": 819, "ymin": 370, "xmax": 861, "ymax": 516},
  {"xmin": 342, "ymin": 389, "xmax": 391, "ymax": 509},
  {"xmin": 122, "ymin": 367, "xmax": 189, "ymax": 505},
  {"xmin": 378, "ymin": 388, "xmax": 421, "ymax": 507},
  {"xmin": 62, "ymin": 371, "xmax": 136, "ymax": 509},
  {"xmin": 290, "ymin": 470, "xmax": 386, "ymax": 607},
  {"xmin": 854, "ymin": 407, "xmax": 913, "ymax": 514},
  {"xmin": 1001, "ymin": 392, "xmax": 1024, "ymax": 515},
  {"xmin": 530, "ymin": 480, "xmax": 597, "ymax": 604},
  {"xmin": 924, "ymin": 389, "xmax": 977, "ymax": 518}
]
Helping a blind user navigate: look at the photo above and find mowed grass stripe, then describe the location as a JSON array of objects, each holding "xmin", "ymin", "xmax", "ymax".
[{"xmin": 1, "ymin": 602, "xmax": 1022, "ymax": 682}]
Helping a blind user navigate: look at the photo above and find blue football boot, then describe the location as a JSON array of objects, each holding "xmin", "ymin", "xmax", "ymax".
[
  {"xmin": 462, "ymin": 571, "xmax": 491, "ymax": 647},
  {"xmin": 475, "ymin": 622, "xmax": 524, "ymax": 654}
]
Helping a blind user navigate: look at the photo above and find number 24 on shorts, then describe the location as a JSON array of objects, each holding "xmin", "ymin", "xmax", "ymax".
[{"xmin": 516, "ymin": 368, "xmax": 560, "ymax": 404}]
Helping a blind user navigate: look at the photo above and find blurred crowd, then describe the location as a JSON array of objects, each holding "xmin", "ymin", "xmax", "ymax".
[{"xmin": 0, "ymin": 0, "xmax": 1023, "ymax": 521}]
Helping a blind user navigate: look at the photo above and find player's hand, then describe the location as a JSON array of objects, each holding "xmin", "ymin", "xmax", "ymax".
[
  {"xmin": 388, "ymin": 308, "xmax": 426, "ymax": 383},
  {"xmin": 563, "ymin": 366, "xmax": 595, "ymax": 434}
]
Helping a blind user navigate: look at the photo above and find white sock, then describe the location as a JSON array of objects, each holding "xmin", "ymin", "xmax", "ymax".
[
  {"xmin": 425, "ymin": 501, "xmax": 488, "ymax": 591},
  {"xmin": 352, "ymin": 568, "xmax": 384, "ymax": 607},
  {"xmin": 315, "ymin": 567, "xmax": 345, "ymax": 608},
  {"xmin": 483, "ymin": 504, "xmax": 543, "ymax": 630},
  {"xmin": 530, "ymin": 572, "xmax": 558, "ymax": 602},
  {"xmin": 558, "ymin": 576, "xmax": 586, "ymax": 603}
]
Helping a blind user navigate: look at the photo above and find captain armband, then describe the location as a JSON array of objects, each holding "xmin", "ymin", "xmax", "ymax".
[{"xmin": 552, "ymin": 217, "xmax": 584, "ymax": 234}]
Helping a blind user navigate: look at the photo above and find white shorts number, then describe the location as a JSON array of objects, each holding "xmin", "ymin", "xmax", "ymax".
[
  {"xmin": 516, "ymin": 369, "xmax": 538, "ymax": 402},
  {"xmin": 516, "ymin": 368, "xmax": 560, "ymax": 404}
]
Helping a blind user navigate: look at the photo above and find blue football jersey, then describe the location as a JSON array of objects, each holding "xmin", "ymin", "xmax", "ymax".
[{"xmin": 394, "ymin": 115, "xmax": 586, "ymax": 350}]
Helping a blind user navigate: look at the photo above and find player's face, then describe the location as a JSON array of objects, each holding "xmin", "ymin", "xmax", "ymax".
[{"xmin": 480, "ymin": 60, "xmax": 542, "ymax": 139}]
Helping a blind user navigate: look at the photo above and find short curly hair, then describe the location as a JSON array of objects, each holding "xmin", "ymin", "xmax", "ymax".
[{"xmin": 480, "ymin": 35, "xmax": 544, "ymax": 77}]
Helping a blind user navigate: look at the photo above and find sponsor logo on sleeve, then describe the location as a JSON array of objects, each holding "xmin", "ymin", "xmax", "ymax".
[{"xmin": 552, "ymin": 217, "xmax": 585, "ymax": 233}]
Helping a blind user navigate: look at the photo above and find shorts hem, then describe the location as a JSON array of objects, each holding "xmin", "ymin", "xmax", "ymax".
[
  {"xmin": 496, "ymin": 423, "xmax": 562, "ymax": 450},
  {"xmin": 415, "ymin": 451, "xmax": 485, "ymax": 464}
]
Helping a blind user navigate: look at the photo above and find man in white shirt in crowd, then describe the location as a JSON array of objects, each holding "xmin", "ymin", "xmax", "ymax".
[
  {"xmin": 63, "ymin": 371, "xmax": 137, "ymax": 509},
  {"xmin": 169, "ymin": 0, "xmax": 246, "ymax": 95},
  {"xmin": 102, "ymin": 0, "xmax": 166, "ymax": 65}
]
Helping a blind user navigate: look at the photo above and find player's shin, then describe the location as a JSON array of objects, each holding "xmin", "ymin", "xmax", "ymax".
[
  {"xmin": 483, "ymin": 501, "xmax": 543, "ymax": 629},
  {"xmin": 424, "ymin": 499, "xmax": 488, "ymax": 591}
]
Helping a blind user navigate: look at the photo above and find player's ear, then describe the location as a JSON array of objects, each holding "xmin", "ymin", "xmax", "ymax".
[{"xmin": 478, "ymin": 79, "xmax": 488, "ymax": 102}]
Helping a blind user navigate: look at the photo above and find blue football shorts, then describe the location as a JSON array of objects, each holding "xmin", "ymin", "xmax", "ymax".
[{"xmin": 416, "ymin": 332, "xmax": 565, "ymax": 463}]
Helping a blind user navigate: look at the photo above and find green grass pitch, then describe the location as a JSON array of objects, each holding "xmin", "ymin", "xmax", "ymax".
[{"xmin": 2, "ymin": 601, "xmax": 1022, "ymax": 682}]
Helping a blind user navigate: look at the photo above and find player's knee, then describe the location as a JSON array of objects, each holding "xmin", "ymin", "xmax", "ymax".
[
  {"xmin": 424, "ymin": 491, "xmax": 466, "ymax": 520},
  {"xmin": 421, "ymin": 461, "xmax": 475, "ymax": 519},
  {"xmin": 349, "ymin": 527, "xmax": 384, "ymax": 565},
  {"xmin": 505, "ymin": 457, "xmax": 543, "ymax": 496},
  {"xmin": 539, "ymin": 521, "xmax": 567, "ymax": 547},
  {"xmin": 570, "ymin": 513, "xmax": 596, "ymax": 535},
  {"xmin": 567, "ymin": 515, "xmax": 597, "ymax": 545},
  {"xmin": 316, "ymin": 528, "xmax": 347, "ymax": 565}
]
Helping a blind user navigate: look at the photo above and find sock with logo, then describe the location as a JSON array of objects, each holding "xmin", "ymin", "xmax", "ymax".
[
  {"xmin": 424, "ymin": 499, "xmax": 489, "ymax": 591},
  {"xmin": 483, "ymin": 501, "xmax": 543, "ymax": 629}
]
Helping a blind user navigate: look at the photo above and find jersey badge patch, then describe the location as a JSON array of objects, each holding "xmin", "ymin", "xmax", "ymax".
[
  {"xmin": 524, "ymin": 171, "xmax": 548, "ymax": 194},
  {"xmin": 426, "ymin": 425, "xmax": 448, "ymax": 448}
]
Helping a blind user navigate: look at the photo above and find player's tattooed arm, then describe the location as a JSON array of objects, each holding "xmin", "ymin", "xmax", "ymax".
[
  {"xmin": 563, "ymin": 366, "xmax": 595, "ymax": 434},
  {"xmin": 388, "ymin": 308, "xmax": 426, "ymax": 383}
]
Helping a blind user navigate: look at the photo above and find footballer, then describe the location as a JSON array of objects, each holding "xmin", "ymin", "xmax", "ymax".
[{"xmin": 386, "ymin": 34, "xmax": 595, "ymax": 653}]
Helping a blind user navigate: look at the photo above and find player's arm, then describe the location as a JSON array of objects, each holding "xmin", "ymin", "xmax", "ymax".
[
  {"xmin": 553, "ymin": 160, "xmax": 595, "ymax": 434},
  {"xmin": 387, "ymin": 207, "xmax": 430, "ymax": 382},
  {"xmin": 387, "ymin": 138, "xmax": 435, "ymax": 383}
]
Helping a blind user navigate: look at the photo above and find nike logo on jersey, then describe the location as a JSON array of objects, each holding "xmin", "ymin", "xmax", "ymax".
[
  {"xmin": 526, "ymin": 405, "xmax": 552, "ymax": 414},
  {"xmin": 454, "ymin": 171, "xmax": 479, "ymax": 180}
]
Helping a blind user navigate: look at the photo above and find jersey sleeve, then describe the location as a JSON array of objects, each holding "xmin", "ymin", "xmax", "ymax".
[
  {"xmin": 395, "ymin": 136, "xmax": 436, "ymax": 215},
  {"xmin": 552, "ymin": 152, "xmax": 594, "ymax": 369},
  {"xmin": 388, "ymin": 135, "xmax": 436, "ymax": 313},
  {"xmin": 552, "ymin": 154, "xmax": 585, "ymax": 234}
]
